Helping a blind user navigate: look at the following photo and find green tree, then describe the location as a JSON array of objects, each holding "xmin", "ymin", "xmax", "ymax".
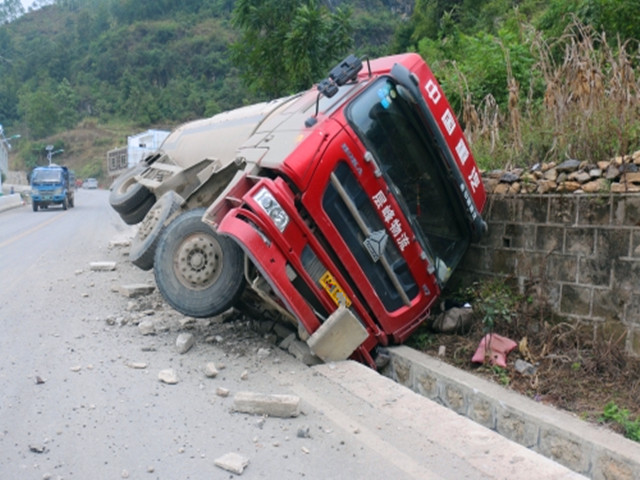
[
  {"xmin": 231, "ymin": 0, "xmax": 353, "ymax": 97},
  {"xmin": 55, "ymin": 78, "xmax": 79, "ymax": 129},
  {"xmin": 537, "ymin": 0, "xmax": 640, "ymax": 42},
  {"xmin": 18, "ymin": 84, "xmax": 58, "ymax": 138}
]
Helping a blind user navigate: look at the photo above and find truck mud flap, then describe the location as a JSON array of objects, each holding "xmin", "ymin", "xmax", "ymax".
[{"xmin": 307, "ymin": 306, "xmax": 369, "ymax": 363}]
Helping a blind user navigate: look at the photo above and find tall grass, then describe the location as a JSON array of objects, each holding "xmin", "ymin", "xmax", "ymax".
[{"xmin": 461, "ymin": 19, "xmax": 640, "ymax": 170}]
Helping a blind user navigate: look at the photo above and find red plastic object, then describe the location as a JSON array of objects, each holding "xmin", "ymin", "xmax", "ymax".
[{"xmin": 472, "ymin": 334, "xmax": 518, "ymax": 367}]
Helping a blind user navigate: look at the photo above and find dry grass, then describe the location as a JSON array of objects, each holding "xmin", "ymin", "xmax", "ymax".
[
  {"xmin": 415, "ymin": 308, "xmax": 640, "ymax": 435},
  {"xmin": 462, "ymin": 18, "xmax": 640, "ymax": 170},
  {"xmin": 411, "ymin": 277, "xmax": 640, "ymax": 437}
]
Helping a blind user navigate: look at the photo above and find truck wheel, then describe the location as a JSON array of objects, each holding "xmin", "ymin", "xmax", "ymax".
[
  {"xmin": 130, "ymin": 191, "xmax": 183, "ymax": 271},
  {"xmin": 154, "ymin": 208, "xmax": 245, "ymax": 318},
  {"xmin": 62, "ymin": 197, "xmax": 68, "ymax": 210},
  {"xmin": 119, "ymin": 195, "xmax": 156, "ymax": 225},
  {"xmin": 109, "ymin": 165, "xmax": 154, "ymax": 216},
  {"xmin": 32, "ymin": 202, "xmax": 38, "ymax": 212}
]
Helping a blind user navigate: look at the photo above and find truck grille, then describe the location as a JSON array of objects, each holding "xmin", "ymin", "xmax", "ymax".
[{"xmin": 322, "ymin": 162, "xmax": 418, "ymax": 312}]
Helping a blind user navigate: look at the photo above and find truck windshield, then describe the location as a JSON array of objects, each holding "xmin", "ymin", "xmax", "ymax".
[
  {"xmin": 32, "ymin": 169, "xmax": 62, "ymax": 183},
  {"xmin": 346, "ymin": 77, "xmax": 470, "ymax": 283}
]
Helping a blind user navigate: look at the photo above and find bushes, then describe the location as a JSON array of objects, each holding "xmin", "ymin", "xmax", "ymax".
[{"xmin": 409, "ymin": 1, "xmax": 640, "ymax": 170}]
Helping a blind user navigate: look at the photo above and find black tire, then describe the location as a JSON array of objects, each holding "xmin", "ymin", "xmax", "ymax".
[
  {"xmin": 109, "ymin": 165, "xmax": 154, "ymax": 215},
  {"xmin": 130, "ymin": 191, "xmax": 183, "ymax": 271},
  {"xmin": 62, "ymin": 197, "xmax": 68, "ymax": 210},
  {"xmin": 119, "ymin": 194, "xmax": 156, "ymax": 225},
  {"xmin": 154, "ymin": 208, "xmax": 245, "ymax": 318},
  {"xmin": 32, "ymin": 202, "xmax": 38, "ymax": 212}
]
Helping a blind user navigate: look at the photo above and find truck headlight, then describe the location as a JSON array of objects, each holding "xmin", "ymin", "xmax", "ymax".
[{"xmin": 254, "ymin": 187, "xmax": 289, "ymax": 232}]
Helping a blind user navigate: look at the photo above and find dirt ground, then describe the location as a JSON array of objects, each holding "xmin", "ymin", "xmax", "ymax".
[{"xmin": 407, "ymin": 298, "xmax": 640, "ymax": 441}]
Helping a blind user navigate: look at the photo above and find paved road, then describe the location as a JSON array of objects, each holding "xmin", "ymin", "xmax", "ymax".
[{"xmin": 0, "ymin": 190, "xmax": 584, "ymax": 479}]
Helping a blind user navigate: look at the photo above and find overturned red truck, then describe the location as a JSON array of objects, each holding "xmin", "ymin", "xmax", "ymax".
[{"xmin": 110, "ymin": 53, "xmax": 487, "ymax": 369}]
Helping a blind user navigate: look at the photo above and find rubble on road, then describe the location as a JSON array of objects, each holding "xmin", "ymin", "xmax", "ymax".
[
  {"xmin": 138, "ymin": 319, "xmax": 155, "ymax": 336},
  {"xmin": 118, "ymin": 283, "xmax": 155, "ymax": 298},
  {"xmin": 89, "ymin": 261, "xmax": 117, "ymax": 271},
  {"xmin": 214, "ymin": 452, "xmax": 249, "ymax": 475},
  {"xmin": 232, "ymin": 391, "xmax": 301, "ymax": 418},
  {"xmin": 216, "ymin": 387, "xmax": 230, "ymax": 397},
  {"xmin": 158, "ymin": 369, "xmax": 179, "ymax": 384},
  {"xmin": 204, "ymin": 362, "xmax": 219, "ymax": 378},
  {"xmin": 126, "ymin": 362, "xmax": 148, "ymax": 369},
  {"xmin": 175, "ymin": 332, "xmax": 195, "ymax": 354}
]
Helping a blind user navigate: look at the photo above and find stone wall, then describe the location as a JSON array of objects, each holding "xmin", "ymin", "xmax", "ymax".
[{"xmin": 452, "ymin": 192, "xmax": 640, "ymax": 356}]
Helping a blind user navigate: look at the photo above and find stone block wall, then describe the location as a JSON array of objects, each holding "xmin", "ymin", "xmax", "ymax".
[{"xmin": 452, "ymin": 193, "xmax": 640, "ymax": 356}]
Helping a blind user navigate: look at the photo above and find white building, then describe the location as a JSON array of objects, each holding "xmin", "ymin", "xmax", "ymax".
[
  {"xmin": 0, "ymin": 124, "xmax": 19, "ymax": 193},
  {"xmin": 107, "ymin": 129, "xmax": 170, "ymax": 178}
]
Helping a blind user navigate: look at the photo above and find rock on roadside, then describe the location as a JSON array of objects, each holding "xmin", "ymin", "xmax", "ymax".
[
  {"xmin": 158, "ymin": 369, "xmax": 179, "ymax": 384},
  {"xmin": 214, "ymin": 452, "xmax": 249, "ymax": 475}
]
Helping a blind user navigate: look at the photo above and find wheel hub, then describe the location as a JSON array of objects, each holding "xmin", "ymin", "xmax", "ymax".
[{"xmin": 174, "ymin": 233, "xmax": 222, "ymax": 290}]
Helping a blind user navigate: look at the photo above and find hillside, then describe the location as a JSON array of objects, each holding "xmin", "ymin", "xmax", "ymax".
[
  {"xmin": 35, "ymin": 121, "xmax": 138, "ymax": 182},
  {"xmin": 1, "ymin": 0, "xmax": 409, "ymax": 181},
  {"xmin": 2, "ymin": 0, "xmax": 639, "ymax": 181}
]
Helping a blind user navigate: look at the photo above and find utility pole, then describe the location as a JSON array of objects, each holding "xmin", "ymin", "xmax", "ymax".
[{"xmin": 45, "ymin": 144, "xmax": 64, "ymax": 165}]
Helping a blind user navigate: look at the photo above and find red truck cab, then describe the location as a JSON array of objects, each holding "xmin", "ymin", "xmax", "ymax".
[{"xmin": 204, "ymin": 53, "xmax": 486, "ymax": 368}]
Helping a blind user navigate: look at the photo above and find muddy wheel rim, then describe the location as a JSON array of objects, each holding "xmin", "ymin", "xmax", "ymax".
[
  {"xmin": 137, "ymin": 203, "xmax": 162, "ymax": 241},
  {"xmin": 173, "ymin": 233, "xmax": 222, "ymax": 290}
]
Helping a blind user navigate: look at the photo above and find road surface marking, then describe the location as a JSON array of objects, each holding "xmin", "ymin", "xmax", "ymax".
[{"xmin": 0, "ymin": 212, "xmax": 67, "ymax": 249}]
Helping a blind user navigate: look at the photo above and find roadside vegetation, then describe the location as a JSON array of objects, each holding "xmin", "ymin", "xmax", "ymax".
[
  {"xmin": 407, "ymin": 277, "xmax": 640, "ymax": 441},
  {"xmin": 1, "ymin": 0, "xmax": 639, "ymax": 176}
]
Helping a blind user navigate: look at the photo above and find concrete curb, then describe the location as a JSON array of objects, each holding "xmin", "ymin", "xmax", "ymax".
[
  {"xmin": 307, "ymin": 360, "xmax": 586, "ymax": 479},
  {"xmin": 0, "ymin": 193, "xmax": 25, "ymax": 212},
  {"xmin": 382, "ymin": 346, "xmax": 640, "ymax": 480}
]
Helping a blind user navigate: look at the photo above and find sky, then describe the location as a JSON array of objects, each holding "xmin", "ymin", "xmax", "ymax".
[{"xmin": 21, "ymin": 1, "xmax": 39, "ymax": 11}]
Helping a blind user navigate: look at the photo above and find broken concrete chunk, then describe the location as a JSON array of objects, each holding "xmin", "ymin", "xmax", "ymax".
[
  {"xmin": 233, "ymin": 391, "xmax": 300, "ymax": 418},
  {"xmin": 214, "ymin": 452, "xmax": 249, "ymax": 475},
  {"xmin": 29, "ymin": 444, "xmax": 47, "ymax": 454},
  {"xmin": 89, "ymin": 261, "xmax": 116, "ymax": 271},
  {"xmin": 127, "ymin": 362, "xmax": 148, "ymax": 370},
  {"xmin": 119, "ymin": 284, "xmax": 155, "ymax": 298},
  {"xmin": 279, "ymin": 333, "xmax": 296, "ymax": 350},
  {"xmin": 175, "ymin": 333, "xmax": 195, "ymax": 354},
  {"xmin": 287, "ymin": 340, "xmax": 322, "ymax": 366},
  {"xmin": 307, "ymin": 306, "xmax": 368, "ymax": 362},
  {"xmin": 158, "ymin": 369, "xmax": 178, "ymax": 384},
  {"xmin": 138, "ymin": 320, "xmax": 155, "ymax": 336},
  {"xmin": 204, "ymin": 362, "xmax": 219, "ymax": 378},
  {"xmin": 216, "ymin": 387, "xmax": 230, "ymax": 397}
]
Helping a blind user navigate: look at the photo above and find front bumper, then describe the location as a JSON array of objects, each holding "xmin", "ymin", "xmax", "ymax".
[
  {"xmin": 211, "ymin": 175, "xmax": 385, "ymax": 367},
  {"xmin": 32, "ymin": 193, "xmax": 65, "ymax": 203}
]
